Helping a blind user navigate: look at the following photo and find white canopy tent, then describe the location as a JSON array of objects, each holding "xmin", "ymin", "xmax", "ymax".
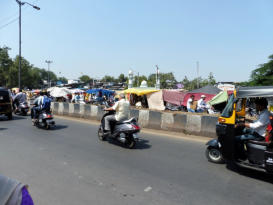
[{"xmin": 48, "ymin": 87, "xmax": 71, "ymax": 98}]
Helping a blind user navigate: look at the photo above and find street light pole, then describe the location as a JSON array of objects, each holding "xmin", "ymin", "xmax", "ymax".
[
  {"xmin": 196, "ymin": 61, "xmax": 199, "ymax": 88},
  {"xmin": 18, "ymin": 1, "xmax": 21, "ymax": 90},
  {"xmin": 45, "ymin": 60, "xmax": 53, "ymax": 88},
  {"xmin": 15, "ymin": 0, "xmax": 40, "ymax": 90}
]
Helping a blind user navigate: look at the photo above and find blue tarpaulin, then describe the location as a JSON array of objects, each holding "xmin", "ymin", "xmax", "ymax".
[{"xmin": 86, "ymin": 89, "xmax": 115, "ymax": 97}]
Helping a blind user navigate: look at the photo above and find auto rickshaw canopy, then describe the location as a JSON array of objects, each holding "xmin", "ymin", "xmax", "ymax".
[{"xmin": 236, "ymin": 86, "xmax": 273, "ymax": 98}]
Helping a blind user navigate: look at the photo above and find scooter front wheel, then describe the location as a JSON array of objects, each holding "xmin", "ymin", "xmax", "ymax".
[
  {"xmin": 98, "ymin": 126, "xmax": 106, "ymax": 141},
  {"xmin": 206, "ymin": 146, "xmax": 224, "ymax": 164}
]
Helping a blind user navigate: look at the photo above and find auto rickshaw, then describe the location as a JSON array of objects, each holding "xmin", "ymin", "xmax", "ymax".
[
  {"xmin": 205, "ymin": 86, "xmax": 273, "ymax": 173},
  {"xmin": 0, "ymin": 88, "xmax": 13, "ymax": 120}
]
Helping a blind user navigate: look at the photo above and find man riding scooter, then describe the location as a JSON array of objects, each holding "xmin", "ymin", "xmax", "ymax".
[
  {"xmin": 31, "ymin": 91, "xmax": 51, "ymax": 122},
  {"xmin": 13, "ymin": 89, "xmax": 27, "ymax": 112},
  {"xmin": 104, "ymin": 93, "xmax": 130, "ymax": 136}
]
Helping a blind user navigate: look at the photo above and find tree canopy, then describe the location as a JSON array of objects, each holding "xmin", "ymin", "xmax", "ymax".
[
  {"xmin": 0, "ymin": 46, "xmax": 58, "ymax": 89},
  {"xmin": 249, "ymin": 55, "xmax": 273, "ymax": 86},
  {"xmin": 79, "ymin": 75, "xmax": 92, "ymax": 83}
]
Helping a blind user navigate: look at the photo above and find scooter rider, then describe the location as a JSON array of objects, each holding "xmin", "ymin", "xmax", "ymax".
[
  {"xmin": 31, "ymin": 91, "xmax": 48, "ymax": 121},
  {"xmin": 13, "ymin": 89, "xmax": 27, "ymax": 112},
  {"xmin": 104, "ymin": 93, "xmax": 130, "ymax": 135}
]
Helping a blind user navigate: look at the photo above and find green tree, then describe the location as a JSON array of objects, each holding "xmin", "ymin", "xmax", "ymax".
[
  {"xmin": 207, "ymin": 72, "xmax": 216, "ymax": 85},
  {"xmin": 58, "ymin": 77, "xmax": 68, "ymax": 84},
  {"xmin": 133, "ymin": 75, "xmax": 147, "ymax": 87},
  {"xmin": 0, "ymin": 46, "xmax": 13, "ymax": 87},
  {"xmin": 249, "ymin": 54, "xmax": 273, "ymax": 86},
  {"xmin": 79, "ymin": 75, "xmax": 91, "ymax": 83},
  {"xmin": 148, "ymin": 72, "xmax": 177, "ymax": 88},
  {"xmin": 101, "ymin": 75, "xmax": 116, "ymax": 82},
  {"xmin": 118, "ymin": 73, "xmax": 127, "ymax": 83}
]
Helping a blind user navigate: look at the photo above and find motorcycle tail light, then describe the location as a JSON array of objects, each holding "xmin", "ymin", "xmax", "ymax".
[
  {"xmin": 47, "ymin": 115, "xmax": 52, "ymax": 118},
  {"xmin": 132, "ymin": 124, "xmax": 140, "ymax": 130}
]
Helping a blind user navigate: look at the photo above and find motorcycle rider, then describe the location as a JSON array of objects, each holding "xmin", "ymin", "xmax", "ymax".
[
  {"xmin": 31, "ymin": 91, "xmax": 51, "ymax": 121},
  {"xmin": 13, "ymin": 89, "xmax": 27, "ymax": 112},
  {"xmin": 104, "ymin": 93, "xmax": 130, "ymax": 135}
]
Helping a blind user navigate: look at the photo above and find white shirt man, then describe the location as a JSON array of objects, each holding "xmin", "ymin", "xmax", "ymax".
[
  {"xmin": 249, "ymin": 109, "xmax": 271, "ymax": 137},
  {"xmin": 197, "ymin": 95, "xmax": 207, "ymax": 112},
  {"xmin": 112, "ymin": 98, "xmax": 130, "ymax": 121},
  {"xmin": 104, "ymin": 94, "xmax": 130, "ymax": 132},
  {"xmin": 187, "ymin": 95, "xmax": 195, "ymax": 112},
  {"xmin": 237, "ymin": 98, "xmax": 271, "ymax": 143}
]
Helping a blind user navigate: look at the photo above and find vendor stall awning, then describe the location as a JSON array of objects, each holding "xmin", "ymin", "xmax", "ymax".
[
  {"xmin": 124, "ymin": 88, "xmax": 159, "ymax": 96},
  {"xmin": 208, "ymin": 90, "xmax": 228, "ymax": 106}
]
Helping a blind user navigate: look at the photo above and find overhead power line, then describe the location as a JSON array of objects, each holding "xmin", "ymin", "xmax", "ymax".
[
  {"xmin": 0, "ymin": 0, "xmax": 40, "ymax": 31},
  {"xmin": 0, "ymin": 17, "xmax": 19, "ymax": 30}
]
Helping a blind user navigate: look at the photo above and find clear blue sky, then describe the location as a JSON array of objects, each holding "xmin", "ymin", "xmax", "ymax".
[{"xmin": 1, "ymin": 0, "xmax": 273, "ymax": 82}]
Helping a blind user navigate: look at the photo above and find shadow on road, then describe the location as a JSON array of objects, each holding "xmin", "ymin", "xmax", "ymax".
[
  {"xmin": 135, "ymin": 139, "xmax": 152, "ymax": 149},
  {"xmin": 0, "ymin": 115, "xmax": 26, "ymax": 121},
  {"xmin": 52, "ymin": 125, "xmax": 69, "ymax": 130},
  {"xmin": 107, "ymin": 138, "xmax": 151, "ymax": 149},
  {"xmin": 0, "ymin": 128, "xmax": 7, "ymax": 131},
  {"xmin": 226, "ymin": 162, "xmax": 273, "ymax": 184}
]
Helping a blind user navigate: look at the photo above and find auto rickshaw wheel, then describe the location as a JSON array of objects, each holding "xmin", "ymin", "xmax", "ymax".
[{"xmin": 206, "ymin": 146, "xmax": 224, "ymax": 164}]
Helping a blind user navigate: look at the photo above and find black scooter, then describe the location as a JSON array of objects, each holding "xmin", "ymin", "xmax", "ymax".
[{"xmin": 98, "ymin": 110, "xmax": 141, "ymax": 149}]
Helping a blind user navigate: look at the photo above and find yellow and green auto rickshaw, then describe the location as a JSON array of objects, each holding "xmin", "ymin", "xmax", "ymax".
[
  {"xmin": 205, "ymin": 86, "xmax": 273, "ymax": 173},
  {"xmin": 0, "ymin": 88, "xmax": 13, "ymax": 120}
]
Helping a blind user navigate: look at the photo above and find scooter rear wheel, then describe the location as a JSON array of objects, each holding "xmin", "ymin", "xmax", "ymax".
[{"xmin": 125, "ymin": 134, "xmax": 136, "ymax": 149}]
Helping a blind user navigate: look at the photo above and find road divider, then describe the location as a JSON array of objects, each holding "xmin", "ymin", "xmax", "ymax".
[{"xmin": 51, "ymin": 102, "xmax": 217, "ymax": 138}]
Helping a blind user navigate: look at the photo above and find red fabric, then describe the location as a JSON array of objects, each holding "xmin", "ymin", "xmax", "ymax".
[
  {"xmin": 163, "ymin": 90, "xmax": 186, "ymax": 106},
  {"xmin": 265, "ymin": 123, "xmax": 272, "ymax": 142},
  {"xmin": 182, "ymin": 93, "xmax": 216, "ymax": 106}
]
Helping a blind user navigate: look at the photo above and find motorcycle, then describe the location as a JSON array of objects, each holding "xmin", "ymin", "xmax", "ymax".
[
  {"xmin": 98, "ymin": 110, "xmax": 141, "ymax": 149},
  {"xmin": 14, "ymin": 101, "xmax": 29, "ymax": 116},
  {"xmin": 33, "ymin": 109, "xmax": 55, "ymax": 129}
]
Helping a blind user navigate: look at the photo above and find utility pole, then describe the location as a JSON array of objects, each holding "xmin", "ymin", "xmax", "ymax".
[
  {"xmin": 196, "ymin": 61, "xmax": 199, "ymax": 88},
  {"xmin": 15, "ymin": 0, "xmax": 40, "ymax": 89},
  {"xmin": 45, "ymin": 60, "xmax": 53, "ymax": 88},
  {"xmin": 155, "ymin": 65, "xmax": 160, "ymax": 89},
  {"xmin": 18, "ymin": 1, "xmax": 21, "ymax": 90},
  {"xmin": 137, "ymin": 72, "xmax": 140, "ymax": 87}
]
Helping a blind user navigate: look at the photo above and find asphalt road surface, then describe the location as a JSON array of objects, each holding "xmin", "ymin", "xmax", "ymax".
[{"xmin": 0, "ymin": 115, "xmax": 272, "ymax": 205}]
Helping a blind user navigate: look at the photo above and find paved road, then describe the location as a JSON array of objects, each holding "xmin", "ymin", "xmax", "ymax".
[{"xmin": 0, "ymin": 115, "xmax": 272, "ymax": 205}]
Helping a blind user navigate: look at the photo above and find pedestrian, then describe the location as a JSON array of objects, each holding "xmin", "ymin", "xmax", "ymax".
[{"xmin": 187, "ymin": 95, "xmax": 195, "ymax": 112}]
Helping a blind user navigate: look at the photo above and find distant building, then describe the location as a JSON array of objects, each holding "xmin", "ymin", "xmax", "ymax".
[
  {"xmin": 68, "ymin": 79, "xmax": 80, "ymax": 85},
  {"xmin": 217, "ymin": 82, "xmax": 235, "ymax": 91}
]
